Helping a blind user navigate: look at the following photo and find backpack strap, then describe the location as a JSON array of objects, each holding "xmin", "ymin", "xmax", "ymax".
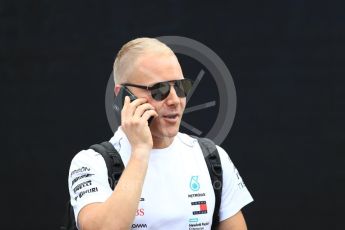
[
  {"xmin": 89, "ymin": 141, "xmax": 124, "ymax": 189},
  {"xmin": 61, "ymin": 142, "xmax": 124, "ymax": 230},
  {"xmin": 60, "ymin": 200, "xmax": 77, "ymax": 230},
  {"xmin": 197, "ymin": 137, "xmax": 223, "ymax": 230}
]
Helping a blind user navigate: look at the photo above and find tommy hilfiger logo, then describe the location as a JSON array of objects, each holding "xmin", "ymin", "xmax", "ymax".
[{"xmin": 191, "ymin": 201, "xmax": 208, "ymax": 215}]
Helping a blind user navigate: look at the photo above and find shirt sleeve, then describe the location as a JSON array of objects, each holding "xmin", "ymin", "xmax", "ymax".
[
  {"xmin": 68, "ymin": 149, "xmax": 113, "ymax": 225},
  {"xmin": 216, "ymin": 146, "xmax": 253, "ymax": 221}
]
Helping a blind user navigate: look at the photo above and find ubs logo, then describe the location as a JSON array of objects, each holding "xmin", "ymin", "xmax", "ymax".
[{"xmin": 136, "ymin": 208, "xmax": 145, "ymax": 216}]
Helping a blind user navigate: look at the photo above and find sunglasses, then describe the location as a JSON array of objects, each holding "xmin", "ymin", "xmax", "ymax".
[{"xmin": 122, "ymin": 79, "xmax": 193, "ymax": 101}]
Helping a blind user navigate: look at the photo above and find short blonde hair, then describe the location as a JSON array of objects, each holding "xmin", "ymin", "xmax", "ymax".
[{"xmin": 113, "ymin": 37, "xmax": 173, "ymax": 84}]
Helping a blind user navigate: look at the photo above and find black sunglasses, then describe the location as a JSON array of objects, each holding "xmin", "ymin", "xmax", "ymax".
[{"xmin": 122, "ymin": 79, "xmax": 193, "ymax": 101}]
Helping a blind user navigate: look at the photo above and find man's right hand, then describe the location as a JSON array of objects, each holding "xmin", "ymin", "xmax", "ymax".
[{"xmin": 121, "ymin": 96, "xmax": 158, "ymax": 155}]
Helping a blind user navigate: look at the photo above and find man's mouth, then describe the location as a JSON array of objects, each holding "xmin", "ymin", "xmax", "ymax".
[{"xmin": 162, "ymin": 113, "xmax": 179, "ymax": 121}]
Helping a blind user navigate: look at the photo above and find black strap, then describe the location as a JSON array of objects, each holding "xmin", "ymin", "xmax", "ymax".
[
  {"xmin": 60, "ymin": 200, "xmax": 76, "ymax": 230},
  {"xmin": 60, "ymin": 142, "xmax": 125, "ymax": 230},
  {"xmin": 60, "ymin": 141, "xmax": 125, "ymax": 230},
  {"xmin": 197, "ymin": 137, "xmax": 223, "ymax": 230},
  {"xmin": 89, "ymin": 141, "xmax": 124, "ymax": 189}
]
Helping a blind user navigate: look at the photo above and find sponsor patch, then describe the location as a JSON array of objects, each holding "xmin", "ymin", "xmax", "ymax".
[
  {"xmin": 131, "ymin": 223, "xmax": 147, "ymax": 229},
  {"xmin": 75, "ymin": 187, "xmax": 98, "ymax": 200},
  {"xmin": 188, "ymin": 193, "xmax": 206, "ymax": 198},
  {"xmin": 71, "ymin": 173, "xmax": 94, "ymax": 186},
  {"xmin": 70, "ymin": 167, "xmax": 90, "ymax": 177},
  {"xmin": 191, "ymin": 201, "xmax": 208, "ymax": 215},
  {"xmin": 73, "ymin": 180, "xmax": 92, "ymax": 193},
  {"xmin": 190, "ymin": 176, "xmax": 200, "ymax": 191}
]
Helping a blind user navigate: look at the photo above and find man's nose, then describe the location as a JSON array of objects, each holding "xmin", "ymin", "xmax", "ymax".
[{"xmin": 165, "ymin": 85, "xmax": 180, "ymax": 105}]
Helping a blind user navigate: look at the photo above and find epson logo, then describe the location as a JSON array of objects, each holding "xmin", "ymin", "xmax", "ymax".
[{"xmin": 70, "ymin": 167, "xmax": 90, "ymax": 176}]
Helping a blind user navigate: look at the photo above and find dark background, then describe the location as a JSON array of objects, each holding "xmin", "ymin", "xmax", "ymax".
[{"xmin": 2, "ymin": 0, "xmax": 345, "ymax": 229}]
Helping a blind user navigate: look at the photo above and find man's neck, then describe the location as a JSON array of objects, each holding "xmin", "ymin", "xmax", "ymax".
[{"xmin": 152, "ymin": 136, "xmax": 175, "ymax": 149}]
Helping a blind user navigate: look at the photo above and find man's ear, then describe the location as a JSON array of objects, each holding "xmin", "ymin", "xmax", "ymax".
[{"xmin": 114, "ymin": 84, "xmax": 122, "ymax": 96}]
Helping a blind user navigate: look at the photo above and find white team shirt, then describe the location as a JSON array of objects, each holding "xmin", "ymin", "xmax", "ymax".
[{"xmin": 68, "ymin": 127, "xmax": 253, "ymax": 230}]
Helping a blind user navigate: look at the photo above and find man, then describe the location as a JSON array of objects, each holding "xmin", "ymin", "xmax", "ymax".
[{"xmin": 68, "ymin": 37, "xmax": 253, "ymax": 230}]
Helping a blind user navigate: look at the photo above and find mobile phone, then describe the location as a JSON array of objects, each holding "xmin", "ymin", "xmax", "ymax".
[{"xmin": 113, "ymin": 86, "xmax": 153, "ymax": 125}]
